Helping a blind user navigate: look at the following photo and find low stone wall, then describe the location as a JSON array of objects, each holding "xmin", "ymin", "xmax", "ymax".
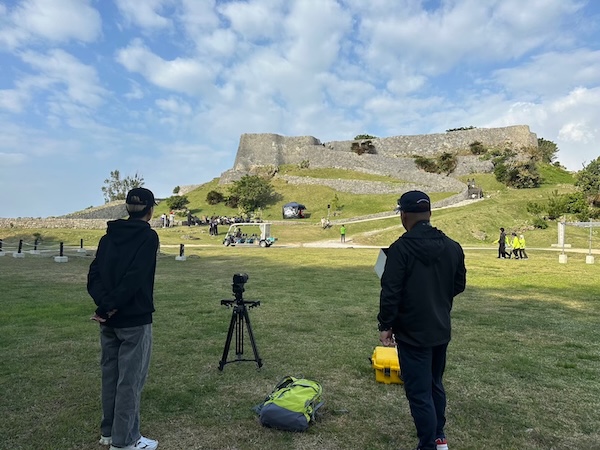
[
  {"xmin": 0, "ymin": 217, "xmax": 164, "ymax": 230},
  {"xmin": 0, "ymin": 218, "xmax": 110, "ymax": 229}
]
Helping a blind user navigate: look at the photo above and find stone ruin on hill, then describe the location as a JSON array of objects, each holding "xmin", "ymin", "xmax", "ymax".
[{"xmin": 218, "ymin": 125, "xmax": 538, "ymax": 204}]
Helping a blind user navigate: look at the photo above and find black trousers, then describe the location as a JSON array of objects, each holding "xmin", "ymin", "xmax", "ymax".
[{"xmin": 396, "ymin": 341, "xmax": 448, "ymax": 450}]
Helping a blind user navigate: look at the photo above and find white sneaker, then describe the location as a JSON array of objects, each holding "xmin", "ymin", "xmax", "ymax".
[
  {"xmin": 435, "ymin": 437, "xmax": 449, "ymax": 450},
  {"xmin": 109, "ymin": 436, "xmax": 158, "ymax": 450},
  {"xmin": 99, "ymin": 435, "xmax": 112, "ymax": 445}
]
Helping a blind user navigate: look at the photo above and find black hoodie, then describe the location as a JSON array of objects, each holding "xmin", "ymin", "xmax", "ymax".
[
  {"xmin": 87, "ymin": 218, "xmax": 159, "ymax": 328},
  {"xmin": 378, "ymin": 221, "xmax": 466, "ymax": 347}
]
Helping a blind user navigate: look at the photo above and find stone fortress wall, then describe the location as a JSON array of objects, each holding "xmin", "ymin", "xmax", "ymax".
[{"xmin": 219, "ymin": 125, "xmax": 537, "ymax": 197}]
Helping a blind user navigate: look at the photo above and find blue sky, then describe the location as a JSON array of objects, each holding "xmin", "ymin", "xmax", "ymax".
[{"xmin": 1, "ymin": 0, "xmax": 599, "ymax": 218}]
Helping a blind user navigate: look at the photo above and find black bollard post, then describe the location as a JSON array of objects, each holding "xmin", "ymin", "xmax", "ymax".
[
  {"xmin": 175, "ymin": 243, "xmax": 186, "ymax": 260},
  {"xmin": 80, "ymin": 239, "xmax": 84, "ymax": 249},
  {"xmin": 0, "ymin": 239, "xmax": 3, "ymax": 251},
  {"xmin": 34, "ymin": 238, "xmax": 39, "ymax": 251},
  {"xmin": 60, "ymin": 242, "xmax": 64, "ymax": 257},
  {"xmin": 18, "ymin": 239, "xmax": 23, "ymax": 254}
]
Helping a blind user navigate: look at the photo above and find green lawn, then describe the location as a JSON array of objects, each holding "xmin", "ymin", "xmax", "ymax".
[{"xmin": 2, "ymin": 248, "xmax": 600, "ymax": 450}]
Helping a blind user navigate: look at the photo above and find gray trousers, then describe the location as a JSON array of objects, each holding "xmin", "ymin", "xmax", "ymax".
[{"xmin": 100, "ymin": 324, "xmax": 152, "ymax": 447}]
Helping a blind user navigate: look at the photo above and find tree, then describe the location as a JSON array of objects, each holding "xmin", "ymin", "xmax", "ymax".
[
  {"xmin": 165, "ymin": 195, "xmax": 189, "ymax": 210},
  {"xmin": 206, "ymin": 190, "xmax": 225, "ymax": 205},
  {"xmin": 575, "ymin": 156, "xmax": 600, "ymax": 199},
  {"xmin": 354, "ymin": 134, "xmax": 377, "ymax": 140},
  {"xmin": 101, "ymin": 170, "xmax": 145, "ymax": 203},
  {"xmin": 228, "ymin": 175, "xmax": 275, "ymax": 213},
  {"xmin": 537, "ymin": 138, "xmax": 559, "ymax": 164}
]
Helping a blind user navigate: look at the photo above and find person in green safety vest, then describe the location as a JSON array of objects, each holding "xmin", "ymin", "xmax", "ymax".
[
  {"xmin": 519, "ymin": 234, "xmax": 528, "ymax": 259},
  {"xmin": 511, "ymin": 232, "xmax": 521, "ymax": 259},
  {"xmin": 340, "ymin": 224, "xmax": 346, "ymax": 243}
]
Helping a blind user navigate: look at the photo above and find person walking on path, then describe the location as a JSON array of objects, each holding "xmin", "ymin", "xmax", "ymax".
[
  {"xmin": 340, "ymin": 224, "xmax": 346, "ymax": 243},
  {"xmin": 87, "ymin": 187, "xmax": 160, "ymax": 450},
  {"xmin": 511, "ymin": 232, "xmax": 521, "ymax": 259},
  {"xmin": 519, "ymin": 234, "xmax": 528, "ymax": 259},
  {"xmin": 494, "ymin": 227, "xmax": 510, "ymax": 258},
  {"xmin": 378, "ymin": 190, "xmax": 466, "ymax": 450}
]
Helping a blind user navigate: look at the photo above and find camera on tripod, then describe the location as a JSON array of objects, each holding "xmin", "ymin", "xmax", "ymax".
[
  {"xmin": 219, "ymin": 273, "xmax": 263, "ymax": 370},
  {"xmin": 232, "ymin": 273, "xmax": 249, "ymax": 296}
]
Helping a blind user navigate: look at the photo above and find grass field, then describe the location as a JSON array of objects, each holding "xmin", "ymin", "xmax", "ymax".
[{"xmin": 2, "ymin": 246, "xmax": 600, "ymax": 450}]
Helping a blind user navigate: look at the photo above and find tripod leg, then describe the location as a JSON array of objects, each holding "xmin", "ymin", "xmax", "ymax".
[
  {"xmin": 243, "ymin": 308, "xmax": 263, "ymax": 368},
  {"xmin": 218, "ymin": 308, "xmax": 238, "ymax": 370},
  {"xmin": 235, "ymin": 308, "xmax": 244, "ymax": 359}
]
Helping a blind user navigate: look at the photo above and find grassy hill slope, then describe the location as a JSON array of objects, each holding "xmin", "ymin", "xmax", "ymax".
[{"xmin": 1, "ymin": 164, "xmax": 594, "ymax": 251}]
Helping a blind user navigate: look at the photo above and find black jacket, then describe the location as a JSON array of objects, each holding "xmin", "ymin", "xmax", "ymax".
[
  {"xmin": 87, "ymin": 219, "xmax": 159, "ymax": 328},
  {"xmin": 378, "ymin": 221, "xmax": 466, "ymax": 347}
]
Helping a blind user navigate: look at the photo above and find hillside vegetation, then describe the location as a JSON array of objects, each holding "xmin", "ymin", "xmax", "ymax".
[{"xmin": 1, "ymin": 164, "xmax": 595, "ymax": 252}]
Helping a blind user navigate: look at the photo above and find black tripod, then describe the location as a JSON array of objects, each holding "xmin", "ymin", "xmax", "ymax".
[{"xmin": 218, "ymin": 279, "xmax": 263, "ymax": 370}]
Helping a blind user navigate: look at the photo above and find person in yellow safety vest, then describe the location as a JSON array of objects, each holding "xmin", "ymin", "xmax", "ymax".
[
  {"xmin": 519, "ymin": 234, "xmax": 528, "ymax": 259},
  {"xmin": 511, "ymin": 232, "xmax": 521, "ymax": 259}
]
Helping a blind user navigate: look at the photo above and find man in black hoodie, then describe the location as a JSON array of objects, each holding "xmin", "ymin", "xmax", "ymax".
[
  {"xmin": 88, "ymin": 187, "xmax": 160, "ymax": 450},
  {"xmin": 378, "ymin": 191, "xmax": 466, "ymax": 450}
]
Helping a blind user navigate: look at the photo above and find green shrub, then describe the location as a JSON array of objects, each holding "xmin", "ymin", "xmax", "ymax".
[
  {"xmin": 225, "ymin": 195, "xmax": 239, "ymax": 208},
  {"xmin": 437, "ymin": 152, "xmax": 458, "ymax": 175},
  {"xmin": 354, "ymin": 134, "xmax": 377, "ymax": 140},
  {"xmin": 469, "ymin": 141, "xmax": 486, "ymax": 155},
  {"xmin": 414, "ymin": 156, "xmax": 438, "ymax": 173},
  {"xmin": 494, "ymin": 158, "xmax": 541, "ymax": 189},
  {"xmin": 172, "ymin": 186, "xmax": 180, "ymax": 194},
  {"xmin": 532, "ymin": 217, "xmax": 548, "ymax": 229},
  {"xmin": 526, "ymin": 201, "xmax": 544, "ymax": 215},
  {"xmin": 206, "ymin": 190, "xmax": 224, "ymax": 205},
  {"xmin": 165, "ymin": 195, "xmax": 189, "ymax": 210}
]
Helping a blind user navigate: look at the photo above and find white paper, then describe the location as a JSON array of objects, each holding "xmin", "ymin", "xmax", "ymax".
[{"xmin": 374, "ymin": 248, "xmax": 389, "ymax": 279}]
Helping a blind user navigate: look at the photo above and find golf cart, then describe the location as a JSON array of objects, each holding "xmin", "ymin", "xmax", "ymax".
[{"xmin": 222, "ymin": 223, "xmax": 276, "ymax": 247}]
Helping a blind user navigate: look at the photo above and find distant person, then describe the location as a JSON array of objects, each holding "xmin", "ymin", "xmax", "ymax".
[
  {"xmin": 87, "ymin": 187, "xmax": 160, "ymax": 450},
  {"xmin": 519, "ymin": 234, "xmax": 528, "ymax": 259},
  {"xmin": 321, "ymin": 217, "xmax": 326, "ymax": 229},
  {"xmin": 495, "ymin": 227, "xmax": 510, "ymax": 259},
  {"xmin": 169, "ymin": 210, "xmax": 175, "ymax": 227},
  {"xmin": 160, "ymin": 213, "xmax": 166, "ymax": 228},
  {"xmin": 187, "ymin": 211, "xmax": 193, "ymax": 227},
  {"xmin": 378, "ymin": 190, "xmax": 466, "ymax": 450},
  {"xmin": 511, "ymin": 232, "xmax": 521, "ymax": 259},
  {"xmin": 340, "ymin": 224, "xmax": 346, "ymax": 243}
]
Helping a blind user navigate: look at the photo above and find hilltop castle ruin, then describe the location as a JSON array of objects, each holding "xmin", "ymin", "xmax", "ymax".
[{"xmin": 219, "ymin": 125, "xmax": 538, "ymax": 203}]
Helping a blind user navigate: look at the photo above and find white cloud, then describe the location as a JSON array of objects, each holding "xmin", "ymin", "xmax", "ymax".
[
  {"xmin": 155, "ymin": 96, "xmax": 192, "ymax": 115},
  {"xmin": 124, "ymin": 81, "xmax": 145, "ymax": 100},
  {"xmin": 0, "ymin": 88, "xmax": 29, "ymax": 113},
  {"xmin": 356, "ymin": 0, "xmax": 584, "ymax": 77},
  {"xmin": 558, "ymin": 122, "xmax": 596, "ymax": 144},
  {"xmin": 115, "ymin": 0, "xmax": 172, "ymax": 30},
  {"xmin": 218, "ymin": 0, "xmax": 285, "ymax": 41},
  {"xmin": 20, "ymin": 49, "xmax": 107, "ymax": 108},
  {"xmin": 0, "ymin": 0, "xmax": 101, "ymax": 49},
  {"xmin": 116, "ymin": 39, "xmax": 216, "ymax": 95},
  {"xmin": 494, "ymin": 50, "xmax": 600, "ymax": 98}
]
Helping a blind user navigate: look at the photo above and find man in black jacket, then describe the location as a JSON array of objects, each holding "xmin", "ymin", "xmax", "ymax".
[
  {"xmin": 88, "ymin": 188, "xmax": 160, "ymax": 450},
  {"xmin": 378, "ymin": 191, "xmax": 466, "ymax": 450}
]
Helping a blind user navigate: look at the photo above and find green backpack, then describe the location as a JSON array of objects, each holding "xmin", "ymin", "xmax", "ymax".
[{"xmin": 254, "ymin": 376, "xmax": 324, "ymax": 431}]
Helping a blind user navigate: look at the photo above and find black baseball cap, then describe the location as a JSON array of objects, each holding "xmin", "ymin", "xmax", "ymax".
[
  {"xmin": 397, "ymin": 190, "xmax": 431, "ymax": 213},
  {"xmin": 126, "ymin": 187, "xmax": 157, "ymax": 207}
]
